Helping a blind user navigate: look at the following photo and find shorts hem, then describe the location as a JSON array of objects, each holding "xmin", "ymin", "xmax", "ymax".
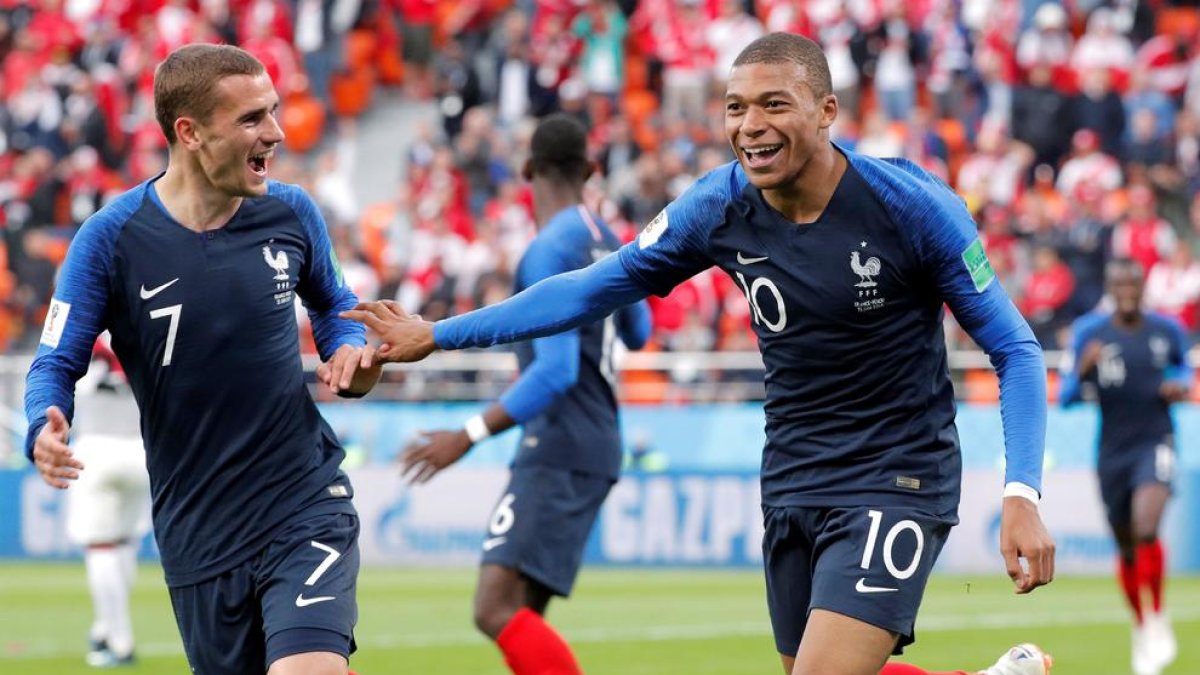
[{"xmin": 266, "ymin": 627, "xmax": 353, "ymax": 667}]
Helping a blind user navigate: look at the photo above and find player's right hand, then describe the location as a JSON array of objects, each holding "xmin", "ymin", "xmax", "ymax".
[
  {"xmin": 1077, "ymin": 340, "xmax": 1105, "ymax": 375},
  {"xmin": 33, "ymin": 406, "xmax": 82, "ymax": 489},
  {"xmin": 340, "ymin": 300, "xmax": 438, "ymax": 364},
  {"xmin": 399, "ymin": 429, "xmax": 472, "ymax": 484}
]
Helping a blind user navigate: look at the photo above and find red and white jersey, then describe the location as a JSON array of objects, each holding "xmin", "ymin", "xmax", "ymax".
[
  {"xmin": 1112, "ymin": 217, "xmax": 1177, "ymax": 272},
  {"xmin": 1056, "ymin": 152, "xmax": 1123, "ymax": 196},
  {"xmin": 1145, "ymin": 261, "xmax": 1200, "ymax": 330}
]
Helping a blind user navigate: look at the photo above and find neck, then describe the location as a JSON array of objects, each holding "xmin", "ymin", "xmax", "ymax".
[
  {"xmin": 156, "ymin": 157, "xmax": 243, "ymax": 232},
  {"xmin": 532, "ymin": 181, "xmax": 584, "ymax": 228},
  {"xmin": 1114, "ymin": 310, "xmax": 1143, "ymax": 329},
  {"xmin": 762, "ymin": 141, "xmax": 846, "ymax": 224}
]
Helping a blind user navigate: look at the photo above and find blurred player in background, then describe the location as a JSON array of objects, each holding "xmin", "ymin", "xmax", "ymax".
[
  {"xmin": 68, "ymin": 336, "xmax": 150, "ymax": 668},
  {"xmin": 25, "ymin": 44, "xmax": 380, "ymax": 675},
  {"xmin": 400, "ymin": 114, "xmax": 652, "ymax": 675},
  {"xmin": 1060, "ymin": 258, "xmax": 1187, "ymax": 675},
  {"xmin": 347, "ymin": 32, "xmax": 1055, "ymax": 675}
]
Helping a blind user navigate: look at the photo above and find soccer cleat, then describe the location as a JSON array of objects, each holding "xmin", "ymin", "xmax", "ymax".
[
  {"xmin": 979, "ymin": 643, "xmax": 1053, "ymax": 675},
  {"xmin": 1131, "ymin": 624, "xmax": 1160, "ymax": 675},
  {"xmin": 85, "ymin": 648, "xmax": 136, "ymax": 668},
  {"xmin": 1143, "ymin": 611, "xmax": 1177, "ymax": 670}
]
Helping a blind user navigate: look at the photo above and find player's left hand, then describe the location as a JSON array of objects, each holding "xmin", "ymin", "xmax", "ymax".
[
  {"xmin": 999, "ymin": 496, "xmax": 1055, "ymax": 594},
  {"xmin": 399, "ymin": 429, "xmax": 472, "ymax": 484},
  {"xmin": 317, "ymin": 343, "xmax": 381, "ymax": 396},
  {"xmin": 340, "ymin": 300, "xmax": 438, "ymax": 364}
]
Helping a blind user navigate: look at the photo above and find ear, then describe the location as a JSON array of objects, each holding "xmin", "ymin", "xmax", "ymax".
[
  {"xmin": 174, "ymin": 116, "xmax": 204, "ymax": 151},
  {"xmin": 521, "ymin": 158, "xmax": 533, "ymax": 182},
  {"xmin": 818, "ymin": 94, "xmax": 839, "ymax": 130}
]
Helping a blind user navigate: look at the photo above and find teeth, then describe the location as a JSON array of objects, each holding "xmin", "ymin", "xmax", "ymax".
[{"xmin": 744, "ymin": 145, "xmax": 782, "ymax": 156}]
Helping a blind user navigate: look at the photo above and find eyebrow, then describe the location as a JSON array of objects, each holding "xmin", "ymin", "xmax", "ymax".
[
  {"xmin": 726, "ymin": 90, "xmax": 794, "ymax": 101},
  {"xmin": 238, "ymin": 101, "xmax": 279, "ymax": 123}
]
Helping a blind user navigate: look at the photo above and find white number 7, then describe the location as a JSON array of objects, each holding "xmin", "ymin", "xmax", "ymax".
[
  {"xmin": 305, "ymin": 541, "xmax": 341, "ymax": 586},
  {"xmin": 149, "ymin": 304, "xmax": 182, "ymax": 367}
]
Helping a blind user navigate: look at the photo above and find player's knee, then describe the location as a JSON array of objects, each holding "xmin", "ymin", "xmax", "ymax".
[{"xmin": 472, "ymin": 599, "xmax": 517, "ymax": 640}]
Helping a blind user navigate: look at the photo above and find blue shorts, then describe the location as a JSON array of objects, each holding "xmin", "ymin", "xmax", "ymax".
[
  {"xmin": 480, "ymin": 465, "xmax": 614, "ymax": 597},
  {"xmin": 168, "ymin": 510, "xmax": 360, "ymax": 674},
  {"xmin": 762, "ymin": 505, "xmax": 955, "ymax": 657},
  {"xmin": 1098, "ymin": 440, "xmax": 1176, "ymax": 528}
]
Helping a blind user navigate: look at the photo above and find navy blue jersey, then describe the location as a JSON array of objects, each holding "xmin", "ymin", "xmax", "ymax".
[
  {"xmin": 616, "ymin": 152, "xmax": 1044, "ymax": 512},
  {"xmin": 1061, "ymin": 312, "xmax": 1190, "ymax": 457},
  {"xmin": 503, "ymin": 206, "xmax": 630, "ymax": 479},
  {"xmin": 25, "ymin": 178, "xmax": 364, "ymax": 586}
]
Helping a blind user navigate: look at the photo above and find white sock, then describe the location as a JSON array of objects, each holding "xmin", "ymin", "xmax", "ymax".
[{"xmin": 85, "ymin": 547, "xmax": 134, "ymax": 657}]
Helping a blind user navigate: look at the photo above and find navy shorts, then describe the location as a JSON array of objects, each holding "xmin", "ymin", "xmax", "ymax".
[
  {"xmin": 480, "ymin": 465, "xmax": 614, "ymax": 597},
  {"xmin": 762, "ymin": 504, "xmax": 955, "ymax": 657},
  {"xmin": 1099, "ymin": 441, "xmax": 1176, "ymax": 528},
  {"xmin": 168, "ymin": 510, "xmax": 360, "ymax": 674}
]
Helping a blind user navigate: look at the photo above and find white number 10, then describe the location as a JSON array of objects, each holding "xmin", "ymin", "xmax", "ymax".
[
  {"xmin": 149, "ymin": 304, "xmax": 182, "ymax": 366},
  {"xmin": 860, "ymin": 510, "xmax": 924, "ymax": 580}
]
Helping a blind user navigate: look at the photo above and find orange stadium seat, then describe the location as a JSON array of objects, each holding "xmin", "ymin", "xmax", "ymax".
[
  {"xmin": 345, "ymin": 30, "xmax": 378, "ymax": 72},
  {"xmin": 1156, "ymin": 7, "xmax": 1199, "ymax": 37},
  {"xmin": 963, "ymin": 368, "xmax": 1000, "ymax": 404},
  {"xmin": 331, "ymin": 66, "xmax": 376, "ymax": 118},
  {"xmin": 281, "ymin": 92, "xmax": 325, "ymax": 154}
]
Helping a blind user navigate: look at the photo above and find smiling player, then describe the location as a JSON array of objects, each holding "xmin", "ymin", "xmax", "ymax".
[
  {"xmin": 26, "ymin": 44, "xmax": 380, "ymax": 675},
  {"xmin": 345, "ymin": 32, "xmax": 1055, "ymax": 675}
]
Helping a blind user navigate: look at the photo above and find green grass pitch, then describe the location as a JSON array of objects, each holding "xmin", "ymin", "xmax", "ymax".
[{"xmin": 2, "ymin": 563, "xmax": 1197, "ymax": 674}]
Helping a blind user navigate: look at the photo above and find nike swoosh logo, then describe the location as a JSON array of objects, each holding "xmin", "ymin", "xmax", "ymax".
[
  {"xmin": 855, "ymin": 578, "xmax": 899, "ymax": 594},
  {"xmin": 482, "ymin": 536, "xmax": 507, "ymax": 551},
  {"xmin": 140, "ymin": 278, "xmax": 180, "ymax": 300},
  {"xmin": 295, "ymin": 594, "xmax": 336, "ymax": 607},
  {"xmin": 736, "ymin": 252, "xmax": 769, "ymax": 265}
]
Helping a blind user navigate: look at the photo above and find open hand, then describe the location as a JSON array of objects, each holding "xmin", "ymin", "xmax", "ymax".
[
  {"xmin": 317, "ymin": 343, "xmax": 381, "ymax": 396},
  {"xmin": 999, "ymin": 496, "xmax": 1055, "ymax": 594},
  {"xmin": 33, "ymin": 406, "xmax": 81, "ymax": 489},
  {"xmin": 399, "ymin": 429, "xmax": 472, "ymax": 484},
  {"xmin": 339, "ymin": 300, "xmax": 438, "ymax": 364}
]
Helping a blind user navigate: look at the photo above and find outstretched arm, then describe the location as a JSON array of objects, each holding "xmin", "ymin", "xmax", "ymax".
[{"xmin": 344, "ymin": 253, "xmax": 651, "ymax": 362}]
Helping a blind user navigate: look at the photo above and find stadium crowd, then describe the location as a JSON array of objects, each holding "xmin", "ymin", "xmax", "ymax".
[{"xmin": 2, "ymin": 0, "xmax": 1200, "ymax": 367}]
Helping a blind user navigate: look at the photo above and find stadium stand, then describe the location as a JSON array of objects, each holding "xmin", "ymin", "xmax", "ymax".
[{"xmin": 2, "ymin": 0, "xmax": 1200, "ymax": 403}]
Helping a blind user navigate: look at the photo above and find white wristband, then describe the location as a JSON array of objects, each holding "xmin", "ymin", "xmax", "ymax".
[
  {"xmin": 1002, "ymin": 481, "xmax": 1040, "ymax": 505},
  {"xmin": 464, "ymin": 415, "xmax": 491, "ymax": 444}
]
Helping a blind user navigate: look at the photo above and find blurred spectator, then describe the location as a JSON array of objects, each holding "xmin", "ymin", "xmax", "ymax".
[
  {"xmin": 1112, "ymin": 185, "xmax": 1177, "ymax": 273},
  {"xmin": 956, "ymin": 121, "xmax": 1029, "ymax": 211},
  {"xmin": 1124, "ymin": 68, "xmax": 1177, "ymax": 145},
  {"xmin": 1070, "ymin": 7, "xmax": 1135, "ymax": 82},
  {"xmin": 1073, "ymin": 68, "xmax": 1126, "ymax": 159},
  {"xmin": 1125, "ymin": 108, "xmax": 1173, "ymax": 170},
  {"xmin": 1145, "ymin": 244, "xmax": 1200, "ymax": 331},
  {"xmin": 434, "ymin": 38, "xmax": 484, "ymax": 138},
  {"xmin": 398, "ymin": 0, "xmax": 438, "ymax": 98},
  {"xmin": 1015, "ymin": 3, "xmax": 1071, "ymax": 73},
  {"xmin": 572, "ymin": 0, "xmax": 627, "ymax": 100},
  {"xmin": 707, "ymin": 0, "xmax": 763, "ymax": 89},
  {"xmin": 1021, "ymin": 244, "xmax": 1074, "ymax": 348},
  {"xmin": 1057, "ymin": 129, "xmax": 1122, "ymax": 196},
  {"xmin": 654, "ymin": 0, "xmax": 711, "ymax": 121},
  {"xmin": 868, "ymin": 1, "xmax": 922, "ymax": 122},
  {"xmin": 1012, "ymin": 63, "xmax": 1074, "ymax": 169},
  {"xmin": 1061, "ymin": 181, "xmax": 1113, "ymax": 317}
]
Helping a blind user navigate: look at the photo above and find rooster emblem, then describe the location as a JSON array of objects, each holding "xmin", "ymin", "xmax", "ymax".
[
  {"xmin": 263, "ymin": 246, "xmax": 290, "ymax": 281},
  {"xmin": 850, "ymin": 250, "xmax": 881, "ymax": 287}
]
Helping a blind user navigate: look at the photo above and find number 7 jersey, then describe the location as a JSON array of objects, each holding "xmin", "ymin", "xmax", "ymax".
[{"xmin": 25, "ymin": 178, "xmax": 365, "ymax": 586}]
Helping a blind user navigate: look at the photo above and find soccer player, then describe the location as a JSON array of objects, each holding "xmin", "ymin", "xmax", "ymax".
[
  {"xmin": 25, "ymin": 44, "xmax": 380, "ymax": 675},
  {"xmin": 400, "ymin": 114, "xmax": 652, "ymax": 675},
  {"xmin": 68, "ymin": 339, "xmax": 151, "ymax": 668},
  {"xmin": 346, "ymin": 33, "xmax": 1055, "ymax": 675},
  {"xmin": 1060, "ymin": 258, "xmax": 1186, "ymax": 675}
]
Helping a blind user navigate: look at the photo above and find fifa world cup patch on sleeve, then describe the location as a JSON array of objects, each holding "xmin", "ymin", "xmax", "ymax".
[
  {"xmin": 329, "ymin": 247, "xmax": 345, "ymax": 286},
  {"xmin": 40, "ymin": 299, "xmax": 71, "ymax": 349},
  {"xmin": 638, "ymin": 210, "xmax": 668, "ymax": 249},
  {"xmin": 961, "ymin": 239, "xmax": 996, "ymax": 293}
]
